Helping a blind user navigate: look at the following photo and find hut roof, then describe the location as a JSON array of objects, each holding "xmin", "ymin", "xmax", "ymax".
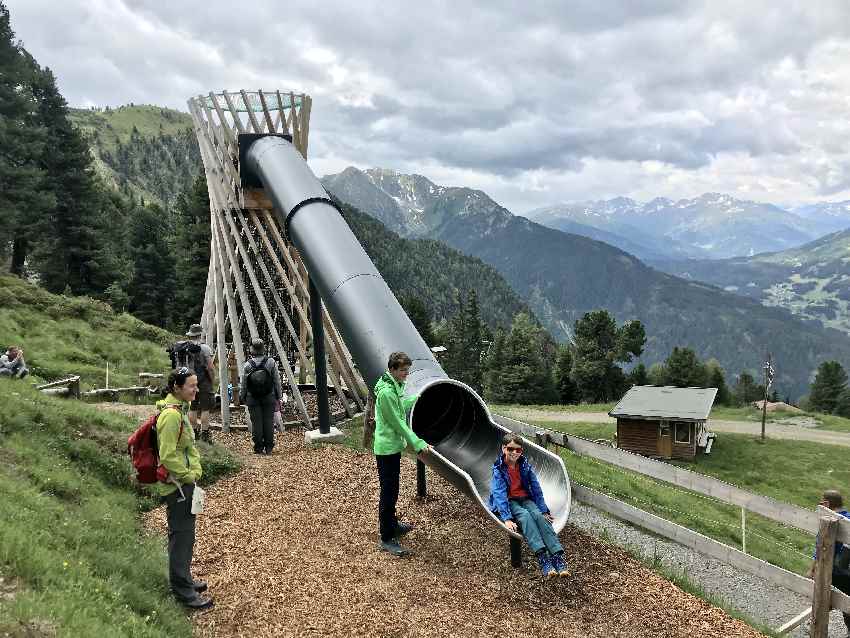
[{"xmin": 609, "ymin": 385, "xmax": 717, "ymax": 422}]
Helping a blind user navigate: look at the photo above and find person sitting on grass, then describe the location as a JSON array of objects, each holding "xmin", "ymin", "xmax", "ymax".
[
  {"xmin": 0, "ymin": 346, "xmax": 28, "ymax": 379},
  {"xmin": 489, "ymin": 433, "xmax": 569, "ymax": 579},
  {"xmin": 373, "ymin": 351, "xmax": 432, "ymax": 557}
]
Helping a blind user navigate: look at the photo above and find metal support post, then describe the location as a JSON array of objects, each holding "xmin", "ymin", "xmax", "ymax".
[
  {"xmin": 309, "ymin": 276, "xmax": 330, "ymax": 434},
  {"xmin": 510, "ymin": 537, "xmax": 522, "ymax": 568},
  {"xmin": 416, "ymin": 459, "xmax": 427, "ymax": 497}
]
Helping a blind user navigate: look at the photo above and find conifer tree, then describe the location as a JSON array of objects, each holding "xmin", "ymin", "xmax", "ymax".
[
  {"xmin": 127, "ymin": 203, "xmax": 177, "ymax": 327},
  {"xmin": 663, "ymin": 347, "xmax": 707, "ymax": 387},
  {"xmin": 400, "ymin": 294, "xmax": 435, "ymax": 347},
  {"xmin": 554, "ymin": 345, "xmax": 578, "ymax": 404},
  {"xmin": 647, "ymin": 362, "xmax": 667, "ymax": 385},
  {"xmin": 172, "ymin": 174, "xmax": 211, "ymax": 328},
  {"xmin": 705, "ymin": 358, "xmax": 730, "ymax": 406},
  {"xmin": 497, "ymin": 313, "xmax": 556, "ymax": 404},
  {"xmin": 733, "ymin": 371, "xmax": 761, "ymax": 406},
  {"xmin": 627, "ymin": 362, "xmax": 648, "ymax": 387},
  {"xmin": 483, "ymin": 327, "xmax": 507, "ymax": 403},
  {"xmin": 835, "ymin": 389, "xmax": 850, "ymax": 419},
  {"xmin": 0, "ymin": 4, "xmax": 53, "ymax": 273},
  {"xmin": 809, "ymin": 360, "xmax": 849, "ymax": 414},
  {"xmin": 462, "ymin": 290, "xmax": 484, "ymax": 393}
]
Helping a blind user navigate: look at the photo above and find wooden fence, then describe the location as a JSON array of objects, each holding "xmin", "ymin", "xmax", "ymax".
[{"xmin": 494, "ymin": 413, "xmax": 850, "ymax": 635}]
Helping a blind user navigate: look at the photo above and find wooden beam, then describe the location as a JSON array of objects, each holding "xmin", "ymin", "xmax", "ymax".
[
  {"xmin": 208, "ymin": 92, "xmax": 235, "ymax": 147},
  {"xmin": 776, "ymin": 608, "xmax": 811, "ymax": 635},
  {"xmin": 300, "ymin": 94, "xmax": 311, "ymax": 158},
  {"xmin": 247, "ymin": 211, "xmax": 355, "ymax": 418},
  {"xmin": 211, "ymin": 219, "xmax": 231, "ymax": 431},
  {"xmin": 240, "ymin": 89, "xmax": 262, "ymax": 133},
  {"xmin": 217, "ymin": 206, "xmax": 311, "ymax": 427},
  {"xmin": 289, "ymin": 91, "xmax": 302, "ymax": 156},
  {"xmin": 258, "ymin": 90, "xmax": 276, "ymax": 133},
  {"xmin": 241, "ymin": 188, "xmax": 274, "ymax": 210},
  {"xmin": 811, "ymin": 516, "xmax": 838, "ymax": 637},
  {"xmin": 276, "ymin": 90, "xmax": 290, "ymax": 134},
  {"xmin": 222, "ymin": 90, "xmax": 246, "ymax": 134},
  {"xmin": 572, "ymin": 485, "xmax": 850, "ymax": 615}
]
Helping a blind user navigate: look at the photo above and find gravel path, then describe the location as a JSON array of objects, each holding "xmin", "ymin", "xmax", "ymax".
[
  {"xmin": 499, "ymin": 408, "xmax": 850, "ymax": 448},
  {"xmin": 569, "ymin": 501, "xmax": 848, "ymax": 637}
]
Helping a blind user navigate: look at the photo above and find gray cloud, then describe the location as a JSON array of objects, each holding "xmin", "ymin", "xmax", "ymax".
[{"xmin": 8, "ymin": 0, "xmax": 850, "ymax": 210}]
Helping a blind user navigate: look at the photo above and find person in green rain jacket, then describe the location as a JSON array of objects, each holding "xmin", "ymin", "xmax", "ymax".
[
  {"xmin": 156, "ymin": 368, "xmax": 213, "ymax": 610},
  {"xmin": 373, "ymin": 352, "xmax": 432, "ymax": 557}
]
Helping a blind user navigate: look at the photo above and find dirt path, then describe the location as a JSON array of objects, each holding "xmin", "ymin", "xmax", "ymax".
[
  {"xmin": 499, "ymin": 407, "xmax": 850, "ymax": 448},
  {"xmin": 135, "ymin": 429, "xmax": 762, "ymax": 638}
]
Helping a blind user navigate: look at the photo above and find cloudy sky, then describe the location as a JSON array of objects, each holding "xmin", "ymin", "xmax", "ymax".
[{"xmin": 8, "ymin": 1, "xmax": 850, "ymax": 213}]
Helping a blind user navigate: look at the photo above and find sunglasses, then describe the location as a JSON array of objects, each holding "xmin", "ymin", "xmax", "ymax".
[
  {"xmin": 176, "ymin": 366, "xmax": 190, "ymax": 376},
  {"xmin": 505, "ymin": 446, "xmax": 523, "ymax": 453}
]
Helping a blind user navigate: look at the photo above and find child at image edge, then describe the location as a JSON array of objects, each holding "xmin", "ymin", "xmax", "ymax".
[
  {"xmin": 373, "ymin": 351, "xmax": 432, "ymax": 556},
  {"xmin": 489, "ymin": 433, "xmax": 570, "ymax": 578}
]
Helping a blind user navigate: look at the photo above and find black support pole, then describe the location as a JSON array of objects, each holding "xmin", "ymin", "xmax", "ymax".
[
  {"xmin": 416, "ymin": 458, "xmax": 427, "ymax": 497},
  {"xmin": 309, "ymin": 276, "xmax": 330, "ymax": 434},
  {"xmin": 510, "ymin": 536, "xmax": 522, "ymax": 568}
]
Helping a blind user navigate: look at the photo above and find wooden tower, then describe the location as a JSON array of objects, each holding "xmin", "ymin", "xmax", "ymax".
[{"xmin": 187, "ymin": 90, "xmax": 367, "ymax": 430}]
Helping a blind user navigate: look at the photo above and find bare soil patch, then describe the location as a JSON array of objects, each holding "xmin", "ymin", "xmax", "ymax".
[{"xmin": 142, "ymin": 431, "xmax": 762, "ymax": 638}]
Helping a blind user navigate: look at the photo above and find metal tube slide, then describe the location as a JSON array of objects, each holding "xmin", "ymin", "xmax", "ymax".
[{"xmin": 244, "ymin": 136, "xmax": 571, "ymax": 537}]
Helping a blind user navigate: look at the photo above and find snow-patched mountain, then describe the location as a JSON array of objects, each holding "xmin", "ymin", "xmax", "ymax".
[
  {"xmin": 793, "ymin": 201, "xmax": 850, "ymax": 236},
  {"xmin": 527, "ymin": 194, "xmax": 819, "ymax": 259},
  {"xmin": 322, "ymin": 166, "xmax": 850, "ymax": 398}
]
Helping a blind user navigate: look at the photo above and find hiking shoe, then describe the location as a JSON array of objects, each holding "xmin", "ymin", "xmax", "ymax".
[
  {"xmin": 536, "ymin": 552, "xmax": 555, "ymax": 579},
  {"xmin": 379, "ymin": 540, "xmax": 411, "ymax": 557},
  {"xmin": 551, "ymin": 552, "xmax": 570, "ymax": 577},
  {"xmin": 181, "ymin": 595, "xmax": 214, "ymax": 610},
  {"xmin": 193, "ymin": 580, "xmax": 208, "ymax": 593},
  {"xmin": 394, "ymin": 522, "xmax": 414, "ymax": 537}
]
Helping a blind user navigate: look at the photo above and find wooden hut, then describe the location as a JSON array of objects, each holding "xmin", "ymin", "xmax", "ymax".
[{"xmin": 609, "ymin": 386, "xmax": 717, "ymax": 461}]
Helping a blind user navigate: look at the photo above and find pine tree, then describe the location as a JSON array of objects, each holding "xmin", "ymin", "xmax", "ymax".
[
  {"xmin": 127, "ymin": 203, "xmax": 177, "ymax": 327},
  {"xmin": 29, "ymin": 62, "xmax": 115, "ymax": 295},
  {"xmin": 663, "ymin": 347, "xmax": 707, "ymax": 388},
  {"xmin": 705, "ymin": 358, "xmax": 730, "ymax": 406},
  {"xmin": 400, "ymin": 295, "xmax": 435, "ymax": 347},
  {"xmin": 627, "ymin": 362, "xmax": 648, "ymax": 387},
  {"xmin": 496, "ymin": 313, "xmax": 556, "ymax": 404},
  {"xmin": 0, "ymin": 4, "xmax": 53, "ymax": 273},
  {"xmin": 835, "ymin": 389, "xmax": 850, "ymax": 419},
  {"xmin": 483, "ymin": 327, "xmax": 507, "ymax": 403},
  {"xmin": 733, "ymin": 371, "xmax": 761, "ymax": 406},
  {"xmin": 809, "ymin": 360, "xmax": 849, "ymax": 414},
  {"xmin": 647, "ymin": 362, "xmax": 667, "ymax": 386},
  {"xmin": 172, "ymin": 174, "xmax": 211, "ymax": 329},
  {"xmin": 572, "ymin": 310, "xmax": 645, "ymax": 402},
  {"xmin": 462, "ymin": 290, "xmax": 484, "ymax": 393},
  {"xmin": 554, "ymin": 345, "xmax": 578, "ymax": 403}
]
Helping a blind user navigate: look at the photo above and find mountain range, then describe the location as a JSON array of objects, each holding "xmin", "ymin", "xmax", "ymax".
[
  {"xmin": 525, "ymin": 195, "xmax": 850, "ymax": 261},
  {"xmin": 649, "ymin": 229, "xmax": 850, "ymax": 334},
  {"xmin": 322, "ymin": 167, "xmax": 850, "ymax": 398}
]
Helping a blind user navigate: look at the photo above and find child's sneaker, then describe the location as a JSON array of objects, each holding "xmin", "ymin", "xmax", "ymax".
[
  {"xmin": 551, "ymin": 552, "xmax": 570, "ymax": 577},
  {"xmin": 536, "ymin": 551, "xmax": 555, "ymax": 579}
]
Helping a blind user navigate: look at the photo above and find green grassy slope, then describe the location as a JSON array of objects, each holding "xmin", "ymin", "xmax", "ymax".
[
  {"xmin": 0, "ymin": 275, "xmax": 175, "ymax": 389},
  {"xmin": 68, "ymin": 105, "xmax": 193, "ymax": 154},
  {"xmin": 0, "ymin": 277, "xmax": 240, "ymax": 636}
]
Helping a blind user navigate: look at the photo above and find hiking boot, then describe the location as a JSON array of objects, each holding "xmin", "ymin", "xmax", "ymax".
[
  {"xmin": 193, "ymin": 580, "xmax": 208, "ymax": 593},
  {"xmin": 394, "ymin": 522, "xmax": 414, "ymax": 537},
  {"xmin": 201, "ymin": 430, "xmax": 212, "ymax": 444},
  {"xmin": 536, "ymin": 551, "xmax": 555, "ymax": 579},
  {"xmin": 551, "ymin": 552, "xmax": 570, "ymax": 577},
  {"xmin": 181, "ymin": 595, "xmax": 214, "ymax": 610},
  {"xmin": 379, "ymin": 539, "xmax": 411, "ymax": 557}
]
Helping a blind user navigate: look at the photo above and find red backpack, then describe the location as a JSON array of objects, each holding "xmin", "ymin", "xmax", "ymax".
[{"xmin": 127, "ymin": 405, "xmax": 183, "ymax": 484}]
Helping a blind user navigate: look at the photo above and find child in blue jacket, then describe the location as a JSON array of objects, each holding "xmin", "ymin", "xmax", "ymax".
[{"xmin": 489, "ymin": 433, "xmax": 569, "ymax": 578}]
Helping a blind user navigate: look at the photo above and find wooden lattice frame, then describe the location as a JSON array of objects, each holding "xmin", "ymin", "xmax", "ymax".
[{"xmin": 188, "ymin": 90, "xmax": 366, "ymax": 430}]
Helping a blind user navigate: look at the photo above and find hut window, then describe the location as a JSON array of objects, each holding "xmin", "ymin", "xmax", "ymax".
[{"xmin": 674, "ymin": 422, "xmax": 691, "ymax": 444}]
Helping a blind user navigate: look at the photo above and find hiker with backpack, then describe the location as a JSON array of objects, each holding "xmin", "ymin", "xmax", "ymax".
[
  {"xmin": 151, "ymin": 368, "xmax": 213, "ymax": 610},
  {"xmin": 239, "ymin": 338, "xmax": 283, "ymax": 455},
  {"xmin": 168, "ymin": 324, "xmax": 215, "ymax": 442}
]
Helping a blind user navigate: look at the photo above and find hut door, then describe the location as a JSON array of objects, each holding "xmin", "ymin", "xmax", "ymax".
[{"xmin": 658, "ymin": 422, "xmax": 673, "ymax": 458}]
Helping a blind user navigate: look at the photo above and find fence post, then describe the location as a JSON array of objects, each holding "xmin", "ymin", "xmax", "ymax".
[
  {"xmin": 811, "ymin": 516, "xmax": 838, "ymax": 638},
  {"xmin": 741, "ymin": 507, "xmax": 747, "ymax": 554},
  {"xmin": 510, "ymin": 536, "xmax": 522, "ymax": 568}
]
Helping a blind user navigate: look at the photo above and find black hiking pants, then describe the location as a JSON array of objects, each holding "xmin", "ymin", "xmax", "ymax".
[
  {"xmin": 165, "ymin": 483, "xmax": 197, "ymax": 602},
  {"xmin": 248, "ymin": 397, "xmax": 276, "ymax": 453},
  {"xmin": 376, "ymin": 453, "xmax": 401, "ymax": 542}
]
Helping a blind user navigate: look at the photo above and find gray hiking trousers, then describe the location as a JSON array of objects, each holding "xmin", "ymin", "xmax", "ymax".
[{"xmin": 165, "ymin": 483, "xmax": 197, "ymax": 601}]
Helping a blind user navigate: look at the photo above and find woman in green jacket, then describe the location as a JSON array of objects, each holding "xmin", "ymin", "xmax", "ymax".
[
  {"xmin": 156, "ymin": 368, "xmax": 213, "ymax": 609},
  {"xmin": 374, "ymin": 352, "xmax": 432, "ymax": 556}
]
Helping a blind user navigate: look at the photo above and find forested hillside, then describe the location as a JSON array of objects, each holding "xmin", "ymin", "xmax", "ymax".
[
  {"xmin": 68, "ymin": 105, "xmax": 199, "ymax": 209},
  {"xmin": 339, "ymin": 199, "xmax": 531, "ymax": 328}
]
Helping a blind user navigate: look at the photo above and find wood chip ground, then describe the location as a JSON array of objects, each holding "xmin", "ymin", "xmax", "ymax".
[{"xmin": 138, "ymin": 426, "xmax": 765, "ymax": 638}]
